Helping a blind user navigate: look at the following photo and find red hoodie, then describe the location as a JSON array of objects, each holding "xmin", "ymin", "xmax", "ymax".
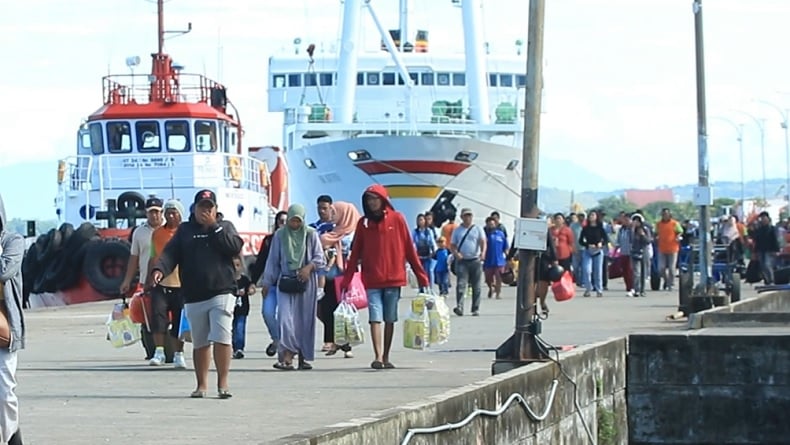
[{"xmin": 343, "ymin": 184, "xmax": 429, "ymax": 289}]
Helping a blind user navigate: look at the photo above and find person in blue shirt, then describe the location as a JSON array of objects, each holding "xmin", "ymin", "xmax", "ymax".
[
  {"xmin": 433, "ymin": 237, "xmax": 451, "ymax": 295},
  {"xmin": 412, "ymin": 213, "xmax": 437, "ymax": 288},
  {"xmin": 309, "ymin": 194, "xmax": 337, "ymax": 352},
  {"xmin": 483, "ymin": 216, "xmax": 509, "ymax": 299}
]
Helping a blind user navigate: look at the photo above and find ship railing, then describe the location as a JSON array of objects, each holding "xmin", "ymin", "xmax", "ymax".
[
  {"xmin": 58, "ymin": 152, "xmax": 270, "ymax": 197},
  {"xmin": 102, "ymin": 73, "xmax": 223, "ymax": 105}
]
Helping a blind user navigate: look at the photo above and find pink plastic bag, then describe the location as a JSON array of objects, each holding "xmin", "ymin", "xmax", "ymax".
[
  {"xmin": 334, "ymin": 272, "xmax": 369, "ymax": 310},
  {"xmin": 551, "ymin": 271, "xmax": 575, "ymax": 302}
]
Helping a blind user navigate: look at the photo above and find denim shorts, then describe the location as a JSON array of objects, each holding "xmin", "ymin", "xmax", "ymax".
[{"xmin": 367, "ymin": 287, "xmax": 401, "ymax": 323}]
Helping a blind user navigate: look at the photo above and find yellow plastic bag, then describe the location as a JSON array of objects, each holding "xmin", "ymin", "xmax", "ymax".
[
  {"xmin": 403, "ymin": 295, "xmax": 430, "ymax": 350},
  {"xmin": 106, "ymin": 303, "xmax": 141, "ymax": 348}
]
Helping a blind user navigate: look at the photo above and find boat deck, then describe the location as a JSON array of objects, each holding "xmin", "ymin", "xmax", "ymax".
[{"xmin": 17, "ymin": 281, "xmax": 749, "ymax": 444}]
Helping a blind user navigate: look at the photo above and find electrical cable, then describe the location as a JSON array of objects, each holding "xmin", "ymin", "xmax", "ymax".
[{"xmin": 535, "ymin": 333, "xmax": 597, "ymax": 445}]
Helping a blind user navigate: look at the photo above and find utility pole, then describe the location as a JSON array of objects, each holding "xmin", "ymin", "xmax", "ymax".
[
  {"xmin": 493, "ymin": 0, "xmax": 546, "ymax": 375},
  {"xmin": 691, "ymin": 0, "xmax": 714, "ymax": 311}
]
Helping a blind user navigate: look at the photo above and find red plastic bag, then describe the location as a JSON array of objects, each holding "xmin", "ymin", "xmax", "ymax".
[
  {"xmin": 334, "ymin": 271, "xmax": 369, "ymax": 310},
  {"xmin": 551, "ymin": 271, "xmax": 575, "ymax": 302}
]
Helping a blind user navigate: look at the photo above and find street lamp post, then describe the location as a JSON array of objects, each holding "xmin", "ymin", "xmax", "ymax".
[
  {"xmin": 735, "ymin": 111, "xmax": 767, "ymax": 201},
  {"xmin": 712, "ymin": 117, "xmax": 745, "ymax": 217},
  {"xmin": 755, "ymin": 100, "xmax": 790, "ymax": 203}
]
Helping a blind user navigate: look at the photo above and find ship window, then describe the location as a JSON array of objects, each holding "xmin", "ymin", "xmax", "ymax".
[
  {"xmin": 273, "ymin": 75, "xmax": 286, "ymax": 88},
  {"xmin": 421, "ymin": 72, "xmax": 434, "ymax": 85},
  {"xmin": 409, "ymin": 73, "xmax": 418, "ymax": 84},
  {"xmin": 437, "ymin": 73, "xmax": 450, "ymax": 86},
  {"xmin": 288, "ymin": 74, "xmax": 301, "ymax": 87},
  {"xmin": 107, "ymin": 121, "xmax": 132, "ymax": 153},
  {"xmin": 516, "ymin": 74, "xmax": 527, "ymax": 87},
  {"xmin": 195, "ymin": 120, "xmax": 218, "ymax": 152},
  {"xmin": 489, "ymin": 74, "xmax": 498, "ymax": 87},
  {"xmin": 382, "ymin": 73, "xmax": 396, "ymax": 85},
  {"xmin": 398, "ymin": 74, "xmax": 406, "ymax": 85},
  {"xmin": 305, "ymin": 73, "xmax": 317, "ymax": 87},
  {"xmin": 357, "ymin": 72, "xmax": 364, "ymax": 85},
  {"xmin": 165, "ymin": 120, "xmax": 190, "ymax": 152},
  {"xmin": 367, "ymin": 73, "xmax": 379, "ymax": 85},
  {"xmin": 89, "ymin": 123, "xmax": 104, "ymax": 154},
  {"xmin": 319, "ymin": 73, "xmax": 333, "ymax": 86},
  {"xmin": 135, "ymin": 121, "xmax": 161, "ymax": 153},
  {"xmin": 500, "ymin": 74, "xmax": 514, "ymax": 87},
  {"xmin": 452, "ymin": 73, "xmax": 466, "ymax": 86}
]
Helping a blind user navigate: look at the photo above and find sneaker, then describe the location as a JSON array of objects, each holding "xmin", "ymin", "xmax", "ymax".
[
  {"xmin": 344, "ymin": 351, "xmax": 354, "ymax": 359},
  {"xmin": 583, "ymin": 291, "xmax": 591, "ymax": 298},
  {"xmin": 626, "ymin": 290, "xmax": 635, "ymax": 297},
  {"xmin": 265, "ymin": 342, "xmax": 277, "ymax": 357},
  {"xmin": 233, "ymin": 350, "xmax": 245, "ymax": 359},
  {"xmin": 596, "ymin": 292, "xmax": 603, "ymax": 298},
  {"xmin": 149, "ymin": 351, "xmax": 166, "ymax": 366},
  {"xmin": 173, "ymin": 352, "xmax": 187, "ymax": 369},
  {"xmin": 471, "ymin": 311, "xmax": 480, "ymax": 317},
  {"xmin": 453, "ymin": 306, "xmax": 464, "ymax": 316}
]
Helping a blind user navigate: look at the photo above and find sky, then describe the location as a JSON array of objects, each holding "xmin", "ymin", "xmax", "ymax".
[{"xmin": 1, "ymin": 0, "xmax": 789, "ymax": 218}]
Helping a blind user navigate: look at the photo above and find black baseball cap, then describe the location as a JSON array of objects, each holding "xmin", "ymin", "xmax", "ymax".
[
  {"xmin": 145, "ymin": 197, "xmax": 163, "ymax": 211},
  {"xmin": 194, "ymin": 189, "xmax": 217, "ymax": 207}
]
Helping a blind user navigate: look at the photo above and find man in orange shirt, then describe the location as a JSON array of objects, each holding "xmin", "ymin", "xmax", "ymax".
[
  {"xmin": 147, "ymin": 199, "xmax": 187, "ymax": 367},
  {"xmin": 441, "ymin": 213, "xmax": 459, "ymax": 242},
  {"xmin": 655, "ymin": 208, "xmax": 683, "ymax": 291}
]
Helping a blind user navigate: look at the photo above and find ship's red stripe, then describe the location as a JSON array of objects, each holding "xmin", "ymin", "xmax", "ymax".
[{"xmin": 355, "ymin": 160, "xmax": 470, "ymax": 176}]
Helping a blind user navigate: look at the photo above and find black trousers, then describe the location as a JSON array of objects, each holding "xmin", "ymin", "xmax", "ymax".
[{"xmin": 317, "ymin": 278, "xmax": 339, "ymax": 344}]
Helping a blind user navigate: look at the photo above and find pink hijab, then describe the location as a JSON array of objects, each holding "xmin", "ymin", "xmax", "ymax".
[{"xmin": 320, "ymin": 201, "xmax": 362, "ymax": 271}]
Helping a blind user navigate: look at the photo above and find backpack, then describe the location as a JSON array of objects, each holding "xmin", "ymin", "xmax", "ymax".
[{"xmin": 415, "ymin": 231, "xmax": 432, "ymax": 258}]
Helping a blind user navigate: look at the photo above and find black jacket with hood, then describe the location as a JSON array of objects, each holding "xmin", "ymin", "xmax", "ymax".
[
  {"xmin": 152, "ymin": 214, "xmax": 244, "ymax": 304},
  {"xmin": 0, "ymin": 194, "xmax": 25, "ymax": 351}
]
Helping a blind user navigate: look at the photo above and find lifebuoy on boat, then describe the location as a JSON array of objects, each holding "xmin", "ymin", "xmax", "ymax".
[
  {"xmin": 57, "ymin": 160, "xmax": 67, "ymax": 184},
  {"xmin": 228, "ymin": 156, "xmax": 243, "ymax": 182}
]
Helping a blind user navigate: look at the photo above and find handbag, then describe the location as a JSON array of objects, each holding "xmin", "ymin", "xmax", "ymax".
[
  {"xmin": 334, "ymin": 271, "xmax": 368, "ymax": 310},
  {"xmin": 278, "ymin": 275, "xmax": 307, "ymax": 294},
  {"xmin": 0, "ymin": 304, "xmax": 11, "ymax": 349},
  {"xmin": 551, "ymin": 271, "xmax": 575, "ymax": 302}
]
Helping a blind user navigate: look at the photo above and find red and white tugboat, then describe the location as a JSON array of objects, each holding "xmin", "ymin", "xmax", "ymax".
[{"xmin": 24, "ymin": 0, "xmax": 288, "ymax": 308}]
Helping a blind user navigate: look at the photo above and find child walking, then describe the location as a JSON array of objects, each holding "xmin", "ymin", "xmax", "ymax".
[
  {"xmin": 232, "ymin": 256, "xmax": 256, "ymax": 359},
  {"xmin": 433, "ymin": 237, "xmax": 451, "ymax": 296}
]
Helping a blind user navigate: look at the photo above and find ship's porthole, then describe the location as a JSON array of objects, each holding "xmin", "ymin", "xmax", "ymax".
[
  {"xmin": 454, "ymin": 151, "xmax": 478, "ymax": 162},
  {"xmin": 506, "ymin": 160, "xmax": 519, "ymax": 171},
  {"xmin": 304, "ymin": 158, "xmax": 317, "ymax": 169},
  {"xmin": 347, "ymin": 150, "xmax": 371, "ymax": 162}
]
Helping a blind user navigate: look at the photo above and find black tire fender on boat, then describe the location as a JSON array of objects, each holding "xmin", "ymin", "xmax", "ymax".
[
  {"xmin": 83, "ymin": 239, "xmax": 131, "ymax": 296},
  {"xmin": 58, "ymin": 223, "xmax": 75, "ymax": 247},
  {"xmin": 55, "ymin": 242, "xmax": 90, "ymax": 291},
  {"xmin": 22, "ymin": 243, "xmax": 40, "ymax": 297},
  {"xmin": 37, "ymin": 229, "xmax": 62, "ymax": 264},
  {"xmin": 116, "ymin": 191, "xmax": 146, "ymax": 215}
]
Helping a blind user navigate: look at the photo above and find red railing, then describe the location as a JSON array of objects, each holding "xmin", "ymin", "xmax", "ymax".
[{"xmin": 102, "ymin": 73, "xmax": 224, "ymax": 105}]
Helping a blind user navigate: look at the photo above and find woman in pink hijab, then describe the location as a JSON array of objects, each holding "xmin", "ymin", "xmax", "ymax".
[{"xmin": 317, "ymin": 201, "xmax": 362, "ymax": 357}]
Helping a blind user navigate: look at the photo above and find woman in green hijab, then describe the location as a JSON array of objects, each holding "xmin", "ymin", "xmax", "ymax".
[{"xmin": 261, "ymin": 204, "xmax": 325, "ymax": 370}]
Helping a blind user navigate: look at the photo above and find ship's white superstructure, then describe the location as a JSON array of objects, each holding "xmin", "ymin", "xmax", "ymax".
[{"xmin": 269, "ymin": 0, "xmax": 526, "ymax": 228}]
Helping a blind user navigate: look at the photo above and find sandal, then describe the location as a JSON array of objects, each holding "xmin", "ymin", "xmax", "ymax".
[
  {"xmin": 273, "ymin": 362, "xmax": 295, "ymax": 371},
  {"xmin": 218, "ymin": 388, "xmax": 233, "ymax": 399},
  {"xmin": 265, "ymin": 342, "xmax": 277, "ymax": 357},
  {"xmin": 383, "ymin": 362, "xmax": 396, "ymax": 369},
  {"xmin": 325, "ymin": 345, "xmax": 339, "ymax": 356},
  {"xmin": 298, "ymin": 361, "xmax": 313, "ymax": 370},
  {"xmin": 370, "ymin": 360, "xmax": 384, "ymax": 370},
  {"xmin": 190, "ymin": 390, "xmax": 206, "ymax": 398}
]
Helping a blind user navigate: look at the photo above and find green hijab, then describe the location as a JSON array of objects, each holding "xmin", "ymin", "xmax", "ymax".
[{"xmin": 278, "ymin": 204, "xmax": 315, "ymax": 271}]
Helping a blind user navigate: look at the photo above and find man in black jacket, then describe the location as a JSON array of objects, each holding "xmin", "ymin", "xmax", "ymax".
[
  {"xmin": 751, "ymin": 211, "xmax": 781, "ymax": 284},
  {"xmin": 151, "ymin": 190, "xmax": 244, "ymax": 399}
]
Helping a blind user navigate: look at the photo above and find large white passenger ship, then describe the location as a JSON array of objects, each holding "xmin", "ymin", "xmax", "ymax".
[{"xmin": 268, "ymin": 0, "xmax": 525, "ymax": 228}]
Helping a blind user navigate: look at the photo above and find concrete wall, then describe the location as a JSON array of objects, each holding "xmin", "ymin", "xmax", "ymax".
[
  {"xmin": 628, "ymin": 333, "xmax": 790, "ymax": 445},
  {"xmin": 688, "ymin": 290, "xmax": 790, "ymax": 329},
  {"xmin": 272, "ymin": 338, "xmax": 628, "ymax": 445}
]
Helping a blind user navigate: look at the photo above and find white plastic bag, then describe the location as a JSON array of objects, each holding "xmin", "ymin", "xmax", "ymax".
[
  {"xmin": 334, "ymin": 300, "xmax": 365, "ymax": 347},
  {"xmin": 427, "ymin": 294, "xmax": 451, "ymax": 345},
  {"xmin": 106, "ymin": 303, "xmax": 141, "ymax": 348},
  {"xmin": 406, "ymin": 263, "xmax": 419, "ymax": 289}
]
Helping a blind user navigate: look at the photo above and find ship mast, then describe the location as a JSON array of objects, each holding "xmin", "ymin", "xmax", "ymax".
[
  {"xmin": 157, "ymin": 0, "xmax": 165, "ymax": 55},
  {"xmin": 335, "ymin": 0, "xmax": 363, "ymax": 124},
  {"xmin": 461, "ymin": 0, "xmax": 490, "ymax": 124}
]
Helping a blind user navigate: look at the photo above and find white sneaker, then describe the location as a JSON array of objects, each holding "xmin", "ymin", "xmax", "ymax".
[
  {"xmin": 149, "ymin": 351, "xmax": 166, "ymax": 366},
  {"xmin": 173, "ymin": 352, "xmax": 187, "ymax": 369},
  {"xmin": 626, "ymin": 290, "xmax": 635, "ymax": 297}
]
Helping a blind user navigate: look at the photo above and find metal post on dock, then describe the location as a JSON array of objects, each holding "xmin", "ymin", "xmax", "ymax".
[
  {"xmin": 493, "ymin": 0, "xmax": 547, "ymax": 375},
  {"xmin": 690, "ymin": 0, "xmax": 717, "ymax": 311}
]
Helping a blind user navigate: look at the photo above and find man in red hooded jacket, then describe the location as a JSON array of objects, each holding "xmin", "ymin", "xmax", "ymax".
[{"xmin": 343, "ymin": 184, "xmax": 429, "ymax": 370}]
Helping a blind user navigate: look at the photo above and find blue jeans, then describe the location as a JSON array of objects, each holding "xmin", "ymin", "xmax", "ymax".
[
  {"xmin": 232, "ymin": 315, "xmax": 247, "ymax": 351},
  {"xmin": 572, "ymin": 250, "xmax": 582, "ymax": 283},
  {"xmin": 435, "ymin": 270, "xmax": 450, "ymax": 295},
  {"xmin": 582, "ymin": 250, "xmax": 604, "ymax": 293},
  {"xmin": 420, "ymin": 258, "xmax": 435, "ymax": 287},
  {"xmin": 261, "ymin": 287, "xmax": 279, "ymax": 342}
]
